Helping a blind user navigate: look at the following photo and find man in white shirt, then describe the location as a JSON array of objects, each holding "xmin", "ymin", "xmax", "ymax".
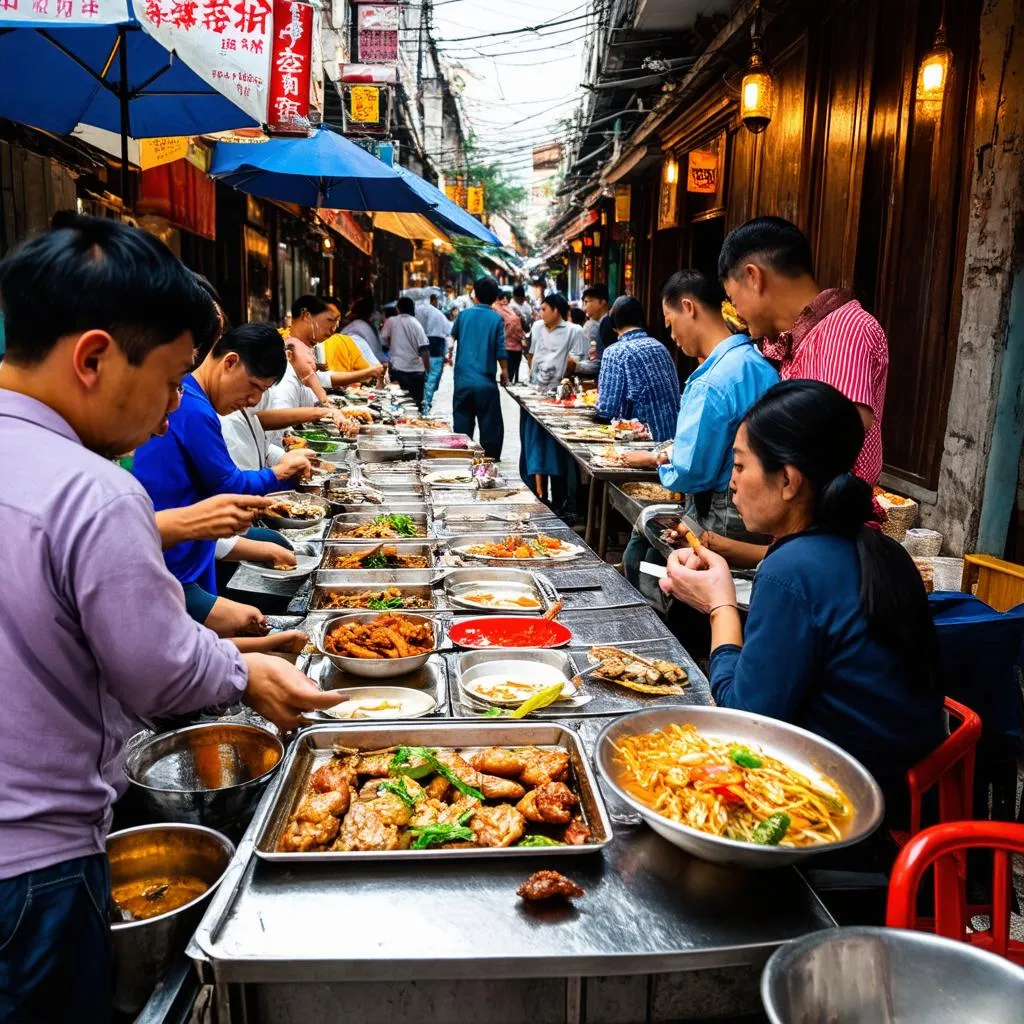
[
  {"xmin": 527, "ymin": 291, "xmax": 587, "ymax": 390},
  {"xmin": 342, "ymin": 295, "xmax": 387, "ymax": 364},
  {"xmin": 289, "ymin": 295, "xmax": 381, "ymax": 395},
  {"xmin": 414, "ymin": 291, "xmax": 452, "ymax": 414},
  {"xmin": 381, "ymin": 296, "xmax": 430, "ymax": 407}
]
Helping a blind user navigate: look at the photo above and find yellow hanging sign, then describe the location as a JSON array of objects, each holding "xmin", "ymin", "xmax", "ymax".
[
  {"xmin": 687, "ymin": 149, "xmax": 719, "ymax": 194},
  {"xmin": 466, "ymin": 184, "xmax": 485, "ymax": 215},
  {"xmin": 138, "ymin": 137, "xmax": 190, "ymax": 171},
  {"xmin": 350, "ymin": 85, "xmax": 381, "ymax": 124}
]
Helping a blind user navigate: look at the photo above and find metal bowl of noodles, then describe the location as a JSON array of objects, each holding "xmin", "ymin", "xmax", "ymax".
[
  {"xmin": 594, "ymin": 706, "xmax": 884, "ymax": 868},
  {"xmin": 124, "ymin": 723, "xmax": 284, "ymax": 831},
  {"xmin": 313, "ymin": 611, "xmax": 439, "ymax": 679}
]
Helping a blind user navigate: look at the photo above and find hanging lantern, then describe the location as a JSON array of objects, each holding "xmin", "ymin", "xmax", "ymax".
[
  {"xmin": 740, "ymin": 0, "xmax": 773, "ymax": 134},
  {"xmin": 917, "ymin": 12, "xmax": 952, "ymax": 104}
]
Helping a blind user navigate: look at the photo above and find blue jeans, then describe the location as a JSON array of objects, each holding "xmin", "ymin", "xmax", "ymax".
[
  {"xmin": 0, "ymin": 854, "xmax": 111, "ymax": 1023},
  {"xmin": 422, "ymin": 356, "xmax": 445, "ymax": 412}
]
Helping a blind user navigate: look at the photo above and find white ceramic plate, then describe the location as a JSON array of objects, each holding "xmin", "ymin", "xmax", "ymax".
[
  {"xmin": 453, "ymin": 541, "xmax": 585, "ymax": 562},
  {"xmin": 239, "ymin": 553, "xmax": 320, "ymax": 580},
  {"xmin": 462, "ymin": 661, "xmax": 576, "ymax": 707},
  {"xmin": 449, "ymin": 587, "xmax": 545, "ymax": 612},
  {"xmin": 320, "ymin": 686, "xmax": 437, "ymax": 720}
]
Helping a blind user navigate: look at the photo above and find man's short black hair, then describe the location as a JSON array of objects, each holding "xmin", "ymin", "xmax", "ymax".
[
  {"xmin": 568, "ymin": 307, "xmax": 586, "ymax": 326},
  {"xmin": 211, "ymin": 322, "xmax": 287, "ymax": 383},
  {"xmin": 0, "ymin": 216, "xmax": 217, "ymax": 367},
  {"xmin": 292, "ymin": 294, "xmax": 327, "ymax": 319},
  {"xmin": 661, "ymin": 269, "xmax": 726, "ymax": 311},
  {"xmin": 717, "ymin": 216, "xmax": 814, "ymax": 281},
  {"xmin": 609, "ymin": 295, "xmax": 645, "ymax": 331},
  {"xmin": 541, "ymin": 291, "xmax": 569, "ymax": 320},
  {"xmin": 512, "ymin": 284, "xmax": 527, "ymax": 300},
  {"xmin": 582, "ymin": 283, "xmax": 609, "ymax": 303},
  {"xmin": 352, "ymin": 295, "xmax": 375, "ymax": 321},
  {"xmin": 323, "ymin": 295, "xmax": 345, "ymax": 313},
  {"xmin": 396, "ymin": 296, "xmax": 415, "ymax": 315},
  {"xmin": 474, "ymin": 275, "xmax": 500, "ymax": 305}
]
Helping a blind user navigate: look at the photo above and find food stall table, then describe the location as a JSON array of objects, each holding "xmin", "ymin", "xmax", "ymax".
[{"xmin": 189, "ymin": 716, "xmax": 834, "ymax": 1024}]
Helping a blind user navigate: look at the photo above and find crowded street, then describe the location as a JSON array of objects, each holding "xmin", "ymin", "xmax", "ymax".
[{"xmin": 1, "ymin": 0, "xmax": 1024, "ymax": 1022}]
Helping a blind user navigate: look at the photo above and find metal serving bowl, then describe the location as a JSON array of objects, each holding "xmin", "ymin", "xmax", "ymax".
[
  {"xmin": 260, "ymin": 491, "xmax": 330, "ymax": 530},
  {"xmin": 594, "ymin": 706, "xmax": 884, "ymax": 868},
  {"xmin": 313, "ymin": 611, "xmax": 439, "ymax": 679},
  {"xmin": 761, "ymin": 926, "xmax": 1024, "ymax": 1023},
  {"xmin": 108, "ymin": 823, "xmax": 235, "ymax": 1015},
  {"xmin": 124, "ymin": 723, "xmax": 284, "ymax": 831}
]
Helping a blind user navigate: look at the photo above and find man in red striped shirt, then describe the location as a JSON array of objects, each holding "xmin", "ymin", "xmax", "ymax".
[{"xmin": 717, "ymin": 216, "xmax": 888, "ymax": 484}]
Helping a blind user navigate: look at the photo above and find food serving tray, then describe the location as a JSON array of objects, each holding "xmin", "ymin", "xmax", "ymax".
[
  {"xmin": 299, "ymin": 654, "xmax": 448, "ymax": 720},
  {"xmin": 447, "ymin": 532, "xmax": 586, "ymax": 564},
  {"xmin": 326, "ymin": 511, "xmax": 430, "ymax": 539},
  {"xmin": 320, "ymin": 540, "xmax": 438, "ymax": 570},
  {"xmin": 442, "ymin": 567, "xmax": 557, "ymax": 613},
  {"xmin": 309, "ymin": 582, "xmax": 439, "ymax": 612},
  {"xmin": 253, "ymin": 721, "xmax": 612, "ymax": 861}
]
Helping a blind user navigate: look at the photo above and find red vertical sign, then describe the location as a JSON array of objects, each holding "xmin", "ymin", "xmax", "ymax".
[{"xmin": 266, "ymin": 0, "xmax": 313, "ymax": 133}]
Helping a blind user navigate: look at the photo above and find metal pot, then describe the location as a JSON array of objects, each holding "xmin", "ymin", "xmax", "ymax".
[
  {"xmin": 124, "ymin": 722, "xmax": 283, "ymax": 831},
  {"xmin": 761, "ymin": 925, "xmax": 1024, "ymax": 1023},
  {"xmin": 108, "ymin": 823, "xmax": 234, "ymax": 1016}
]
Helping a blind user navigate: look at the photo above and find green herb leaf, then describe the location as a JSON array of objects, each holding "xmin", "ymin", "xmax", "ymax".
[
  {"xmin": 517, "ymin": 835, "xmax": 564, "ymax": 847},
  {"xmin": 457, "ymin": 809, "xmax": 476, "ymax": 825},
  {"xmin": 377, "ymin": 778, "xmax": 421, "ymax": 808},
  {"xmin": 408, "ymin": 823, "xmax": 475, "ymax": 849},
  {"xmin": 751, "ymin": 812, "xmax": 791, "ymax": 845},
  {"xmin": 374, "ymin": 513, "xmax": 417, "ymax": 537},
  {"xmin": 390, "ymin": 746, "xmax": 485, "ymax": 800},
  {"xmin": 368, "ymin": 594, "xmax": 404, "ymax": 610},
  {"xmin": 482, "ymin": 707, "xmax": 505, "ymax": 718},
  {"xmin": 364, "ymin": 554, "xmax": 389, "ymax": 569},
  {"xmin": 729, "ymin": 746, "xmax": 763, "ymax": 770}
]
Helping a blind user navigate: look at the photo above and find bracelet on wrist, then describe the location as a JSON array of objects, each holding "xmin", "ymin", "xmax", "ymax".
[{"xmin": 708, "ymin": 603, "xmax": 738, "ymax": 617}]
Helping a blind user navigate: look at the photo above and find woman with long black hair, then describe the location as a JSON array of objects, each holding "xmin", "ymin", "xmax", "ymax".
[{"xmin": 661, "ymin": 379, "xmax": 945, "ymax": 820}]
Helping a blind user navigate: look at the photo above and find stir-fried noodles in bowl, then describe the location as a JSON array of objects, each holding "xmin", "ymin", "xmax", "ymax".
[{"xmin": 594, "ymin": 707, "xmax": 884, "ymax": 868}]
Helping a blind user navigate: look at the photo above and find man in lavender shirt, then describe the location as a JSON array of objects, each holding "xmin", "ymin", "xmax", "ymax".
[{"xmin": 0, "ymin": 218, "xmax": 339, "ymax": 1022}]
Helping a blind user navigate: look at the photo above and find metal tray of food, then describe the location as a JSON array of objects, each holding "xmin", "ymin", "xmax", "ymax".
[
  {"xmin": 359, "ymin": 474, "xmax": 421, "ymax": 491},
  {"xmin": 309, "ymin": 582, "xmax": 438, "ymax": 612},
  {"xmin": 320, "ymin": 541, "xmax": 438, "ymax": 570},
  {"xmin": 253, "ymin": 720, "xmax": 612, "ymax": 861},
  {"xmin": 326, "ymin": 511, "xmax": 430, "ymax": 539},
  {"xmin": 445, "ymin": 532, "xmax": 587, "ymax": 565},
  {"xmin": 442, "ymin": 568, "xmax": 556, "ymax": 613},
  {"xmin": 437, "ymin": 502, "xmax": 549, "ymax": 523},
  {"xmin": 299, "ymin": 654, "xmax": 448, "ymax": 720},
  {"xmin": 362, "ymin": 461, "xmax": 422, "ymax": 476}
]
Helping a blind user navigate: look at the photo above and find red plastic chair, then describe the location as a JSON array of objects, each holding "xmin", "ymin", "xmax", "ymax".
[
  {"xmin": 887, "ymin": 820, "xmax": 1024, "ymax": 965},
  {"xmin": 889, "ymin": 696, "xmax": 982, "ymax": 849}
]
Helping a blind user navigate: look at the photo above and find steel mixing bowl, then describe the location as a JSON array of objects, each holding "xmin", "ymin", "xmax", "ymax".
[
  {"xmin": 260, "ymin": 491, "xmax": 329, "ymax": 530},
  {"xmin": 108, "ymin": 823, "xmax": 234, "ymax": 1015},
  {"xmin": 313, "ymin": 611, "xmax": 439, "ymax": 679},
  {"xmin": 124, "ymin": 722, "xmax": 283, "ymax": 831},
  {"xmin": 594, "ymin": 706, "xmax": 884, "ymax": 868},
  {"xmin": 761, "ymin": 926, "xmax": 1024, "ymax": 1023}
]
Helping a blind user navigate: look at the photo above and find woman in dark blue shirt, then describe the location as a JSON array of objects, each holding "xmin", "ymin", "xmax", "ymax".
[{"xmin": 661, "ymin": 380, "xmax": 945, "ymax": 823}]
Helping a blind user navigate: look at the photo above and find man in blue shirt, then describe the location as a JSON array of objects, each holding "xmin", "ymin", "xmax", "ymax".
[
  {"xmin": 595, "ymin": 296, "xmax": 680, "ymax": 443},
  {"xmin": 134, "ymin": 323, "xmax": 311, "ymax": 630},
  {"xmin": 451, "ymin": 275, "xmax": 508, "ymax": 459}
]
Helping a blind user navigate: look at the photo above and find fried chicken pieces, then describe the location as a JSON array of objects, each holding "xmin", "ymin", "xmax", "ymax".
[{"xmin": 277, "ymin": 744, "xmax": 592, "ymax": 853}]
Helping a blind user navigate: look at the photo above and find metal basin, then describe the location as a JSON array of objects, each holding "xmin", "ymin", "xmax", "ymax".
[
  {"xmin": 761, "ymin": 926, "xmax": 1024, "ymax": 1023},
  {"xmin": 593, "ymin": 706, "xmax": 884, "ymax": 868},
  {"xmin": 313, "ymin": 611, "xmax": 439, "ymax": 678},
  {"xmin": 124, "ymin": 723, "xmax": 283, "ymax": 831},
  {"xmin": 108, "ymin": 823, "xmax": 234, "ymax": 1015}
]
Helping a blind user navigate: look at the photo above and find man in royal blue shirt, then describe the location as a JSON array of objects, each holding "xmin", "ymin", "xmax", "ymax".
[
  {"xmin": 595, "ymin": 295, "xmax": 680, "ymax": 442},
  {"xmin": 451, "ymin": 275, "xmax": 508, "ymax": 459},
  {"xmin": 134, "ymin": 323, "xmax": 311, "ymax": 631}
]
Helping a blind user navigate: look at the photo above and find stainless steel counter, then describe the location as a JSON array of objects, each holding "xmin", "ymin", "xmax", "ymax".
[{"xmin": 192, "ymin": 718, "xmax": 833, "ymax": 989}]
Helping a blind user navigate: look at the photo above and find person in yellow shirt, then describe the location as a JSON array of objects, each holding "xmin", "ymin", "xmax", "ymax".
[{"xmin": 324, "ymin": 332, "xmax": 371, "ymax": 373}]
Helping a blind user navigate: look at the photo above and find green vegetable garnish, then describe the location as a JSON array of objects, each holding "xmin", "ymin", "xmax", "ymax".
[
  {"xmin": 729, "ymin": 746, "xmax": 763, "ymax": 770},
  {"xmin": 374, "ymin": 513, "xmax": 417, "ymax": 537},
  {"xmin": 368, "ymin": 594, "xmax": 404, "ymax": 610},
  {"xmin": 518, "ymin": 835, "xmax": 564, "ymax": 847},
  {"xmin": 408, "ymin": 823, "xmax": 475, "ymax": 849},
  {"xmin": 751, "ymin": 812, "xmax": 791, "ymax": 845},
  {"xmin": 377, "ymin": 778, "xmax": 421, "ymax": 808},
  {"xmin": 482, "ymin": 707, "xmax": 505, "ymax": 718},
  {"xmin": 510, "ymin": 681, "xmax": 566, "ymax": 719},
  {"xmin": 391, "ymin": 746, "xmax": 484, "ymax": 800},
  {"xmin": 363, "ymin": 554, "xmax": 389, "ymax": 568}
]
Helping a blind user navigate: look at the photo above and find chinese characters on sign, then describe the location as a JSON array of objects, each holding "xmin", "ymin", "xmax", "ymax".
[
  {"xmin": 349, "ymin": 84, "xmax": 381, "ymax": 124},
  {"xmin": 266, "ymin": 0, "xmax": 312, "ymax": 133},
  {"xmin": 138, "ymin": 136, "xmax": 191, "ymax": 169},
  {"xmin": 686, "ymin": 149, "xmax": 718, "ymax": 194},
  {"xmin": 466, "ymin": 185, "xmax": 484, "ymax": 215},
  {"xmin": 356, "ymin": 2, "xmax": 398, "ymax": 63},
  {"xmin": 0, "ymin": 0, "xmax": 127, "ymax": 24}
]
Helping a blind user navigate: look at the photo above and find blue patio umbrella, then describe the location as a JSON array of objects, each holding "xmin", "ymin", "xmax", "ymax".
[
  {"xmin": 0, "ymin": 5, "xmax": 256, "ymax": 199},
  {"xmin": 210, "ymin": 126, "xmax": 437, "ymax": 213},
  {"xmin": 393, "ymin": 166, "xmax": 502, "ymax": 245}
]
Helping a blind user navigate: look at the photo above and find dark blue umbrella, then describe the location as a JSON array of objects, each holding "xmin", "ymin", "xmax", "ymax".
[
  {"xmin": 0, "ymin": 8, "xmax": 256, "ymax": 199},
  {"xmin": 394, "ymin": 166, "xmax": 502, "ymax": 245},
  {"xmin": 210, "ymin": 126, "xmax": 435, "ymax": 213},
  {"xmin": 0, "ymin": 24, "xmax": 256, "ymax": 139}
]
